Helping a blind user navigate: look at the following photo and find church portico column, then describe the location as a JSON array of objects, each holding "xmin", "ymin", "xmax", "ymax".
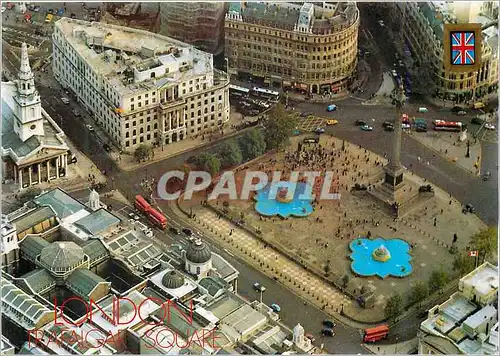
[
  {"xmin": 37, "ymin": 163, "xmax": 41, "ymax": 182},
  {"xmin": 55, "ymin": 158, "xmax": 59, "ymax": 178},
  {"xmin": 18, "ymin": 169, "xmax": 23, "ymax": 188},
  {"xmin": 47, "ymin": 161, "xmax": 50, "ymax": 181},
  {"xmin": 14, "ymin": 167, "xmax": 17, "ymax": 184},
  {"xmin": 28, "ymin": 166, "xmax": 32, "ymax": 185}
]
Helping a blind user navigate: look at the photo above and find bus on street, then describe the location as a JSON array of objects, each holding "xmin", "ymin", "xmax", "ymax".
[
  {"xmin": 252, "ymin": 87, "xmax": 280, "ymax": 100},
  {"xmin": 433, "ymin": 120, "xmax": 462, "ymax": 132}
]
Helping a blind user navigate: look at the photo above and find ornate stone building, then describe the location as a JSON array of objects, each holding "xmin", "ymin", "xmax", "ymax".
[
  {"xmin": 1, "ymin": 43, "xmax": 69, "ymax": 190},
  {"xmin": 393, "ymin": 1, "xmax": 498, "ymax": 102},
  {"xmin": 225, "ymin": 2, "xmax": 359, "ymax": 94}
]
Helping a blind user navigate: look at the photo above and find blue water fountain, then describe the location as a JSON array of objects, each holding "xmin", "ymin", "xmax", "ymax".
[
  {"xmin": 254, "ymin": 181, "xmax": 314, "ymax": 218},
  {"xmin": 349, "ymin": 237, "xmax": 413, "ymax": 278}
]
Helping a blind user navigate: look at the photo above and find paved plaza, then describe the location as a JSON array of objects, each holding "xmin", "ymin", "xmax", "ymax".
[{"xmin": 181, "ymin": 136, "xmax": 487, "ymax": 322}]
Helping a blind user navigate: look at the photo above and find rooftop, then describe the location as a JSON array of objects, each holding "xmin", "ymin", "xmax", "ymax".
[
  {"xmin": 66, "ymin": 268, "xmax": 110, "ymax": 298},
  {"xmin": 39, "ymin": 241, "xmax": 86, "ymax": 272},
  {"xmin": 11, "ymin": 206, "xmax": 57, "ymax": 234},
  {"xmin": 74, "ymin": 208, "xmax": 121, "ymax": 235},
  {"xmin": 91, "ymin": 290, "xmax": 161, "ymax": 334},
  {"xmin": 220, "ymin": 304, "xmax": 268, "ymax": 340},
  {"xmin": 105, "ymin": 230, "xmax": 163, "ymax": 268},
  {"xmin": 55, "ymin": 18, "xmax": 217, "ymax": 96},
  {"xmin": 150, "ymin": 268, "xmax": 198, "ymax": 300},
  {"xmin": 34, "ymin": 188, "xmax": 89, "ymax": 220},
  {"xmin": 238, "ymin": 2, "xmax": 358, "ymax": 33},
  {"xmin": 460, "ymin": 262, "xmax": 499, "ymax": 296},
  {"xmin": 16, "ymin": 268, "xmax": 56, "ymax": 295},
  {"xmin": 1, "ymin": 277, "xmax": 54, "ymax": 330},
  {"xmin": 1, "ymin": 83, "xmax": 68, "ymax": 162}
]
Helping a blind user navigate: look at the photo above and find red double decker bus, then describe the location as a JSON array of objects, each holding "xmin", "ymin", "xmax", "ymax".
[
  {"xmin": 147, "ymin": 208, "xmax": 167, "ymax": 230},
  {"xmin": 363, "ymin": 324, "xmax": 389, "ymax": 343},
  {"xmin": 134, "ymin": 195, "xmax": 151, "ymax": 214},
  {"xmin": 433, "ymin": 120, "xmax": 462, "ymax": 132}
]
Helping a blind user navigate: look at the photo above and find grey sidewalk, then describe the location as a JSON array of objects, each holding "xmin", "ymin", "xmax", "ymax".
[
  {"xmin": 409, "ymin": 131, "xmax": 482, "ymax": 175},
  {"xmin": 362, "ymin": 338, "xmax": 418, "ymax": 354}
]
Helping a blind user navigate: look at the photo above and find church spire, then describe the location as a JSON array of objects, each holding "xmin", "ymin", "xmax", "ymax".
[{"xmin": 16, "ymin": 42, "xmax": 38, "ymax": 100}]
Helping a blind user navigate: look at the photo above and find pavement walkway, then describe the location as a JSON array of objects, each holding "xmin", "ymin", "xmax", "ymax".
[
  {"xmin": 362, "ymin": 338, "xmax": 418, "ymax": 354},
  {"xmin": 409, "ymin": 131, "xmax": 483, "ymax": 175}
]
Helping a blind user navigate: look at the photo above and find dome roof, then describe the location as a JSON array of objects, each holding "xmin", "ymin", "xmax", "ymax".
[
  {"xmin": 40, "ymin": 242, "xmax": 85, "ymax": 271},
  {"xmin": 162, "ymin": 270, "xmax": 185, "ymax": 289},
  {"xmin": 185, "ymin": 239, "xmax": 211, "ymax": 264}
]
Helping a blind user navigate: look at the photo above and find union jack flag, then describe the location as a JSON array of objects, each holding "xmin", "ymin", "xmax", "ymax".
[{"xmin": 451, "ymin": 31, "xmax": 475, "ymax": 65}]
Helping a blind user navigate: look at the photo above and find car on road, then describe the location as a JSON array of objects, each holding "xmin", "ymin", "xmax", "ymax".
[
  {"xmin": 292, "ymin": 129, "xmax": 301, "ymax": 136},
  {"xmin": 327, "ymin": 104, "xmax": 337, "ymax": 112},
  {"xmin": 169, "ymin": 227, "xmax": 181, "ymax": 235},
  {"xmin": 378, "ymin": 20, "xmax": 385, "ymax": 27},
  {"xmin": 1, "ymin": 7, "xmax": 6, "ymax": 13},
  {"xmin": 85, "ymin": 124, "xmax": 94, "ymax": 132},
  {"xmin": 47, "ymin": 9, "xmax": 54, "ymax": 14},
  {"xmin": 361, "ymin": 124, "xmax": 373, "ymax": 131},
  {"xmin": 45, "ymin": 14, "xmax": 53, "ymax": 23},
  {"xmin": 418, "ymin": 107, "xmax": 428, "ymax": 113},
  {"xmin": 103, "ymin": 144, "xmax": 112, "ymax": 152},
  {"xmin": 402, "ymin": 123, "xmax": 411, "ymax": 130},
  {"xmin": 462, "ymin": 204, "xmax": 475, "ymax": 214},
  {"xmin": 355, "ymin": 119, "xmax": 367, "ymax": 126},
  {"xmin": 416, "ymin": 125, "xmax": 428, "ymax": 132},
  {"xmin": 382, "ymin": 121, "xmax": 394, "ymax": 128},
  {"xmin": 451, "ymin": 106, "xmax": 463, "ymax": 113},
  {"xmin": 270, "ymin": 303, "xmax": 281, "ymax": 312},
  {"xmin": 384, "ymin": 124, "xmax": 394, "ymax": 131},
  {"xmin": 300, "ymin": 112, "xmax": 312, "ymax": 118},
  {"xmin": 61, "ymin": 97, "xmax": 70, "ymax": 104},
  {"xmin": 71, "ymin": 13, "xmax": 76, "ymax": 19},
  {"xmin": 128, "ymin": 212, "xmax": 140, "ymax": 221},
  {"xmin": 485, "ymin": 123, "xmax": 496, "ymax": 130},
  {"xmin": 323, "ymin": 319, "xmax": 336, "ymax": 328},
  {"xmin": 482, "ymin": 171, "xmax": 491, "ymax": 181},
  {"xmin": 73, "ymin": 109, "xmax": 81, "ymax": 117},
  {"xmin": 253, "ymin": 282, "xmax": 266, "ymax": 293},
  {"xmin": 457, "ymin": 111, "xmax": 467, "ymax": 116},
  {"xmin": 322, "ymin": 328, "xmax": 335, "ymax": 337},
  {"xmin": 391, "ymin": 69, "xmax": 397, "ymax": 77},
  {"xmin": 326, "ymin": 119, "xmax": 338, "ymax": 125},
  {"xmin": 182, "ymin": 228, "xmax": 193, "ymax": 236},
  {"xmin": 315, "ymin": 127, "xmax": 325, "ymax": 134}
]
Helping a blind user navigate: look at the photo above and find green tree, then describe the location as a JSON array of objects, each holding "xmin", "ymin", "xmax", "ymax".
[
  {"xmin": 471, "ymin": 227, "xmax": 498, "ymax": 263},
  {"xmin": 407, "ymin": 281, "xmax": 428, "ymax": 307},
  {"xmin": 134, "ymin": 144, "xmax": 151, "ymax": 162},
  {"xmin": 384, "ymin": 293, "xmax": 403, "ymax": 321},
  {"xmin": 217, "ymin": 139, "xmax": 243, "ymax": 168},
  {"xmin": 238, "ymin": 128, "xmax": 266, "ymax": 161},
  {"xmin": 409, "ymin": 61, "xmax": 437, "ymax": 96},
  {"xmin": 264, "ymin": 104, "xmax": 297, "ymax": 150},
  {"xmin": 428, "ymin": 269, "xmax": 448, "ymax": 294},
  {"xmin": 197, "ymin": 153, "xmax": 221, "ymax": 176},
  {"xmin": 18, "ymin": 187, "xmax": 42, "ymax": 204},
  {"xmin": 452, "ymin": 252, "xmax": 476, "ymax": 276}
]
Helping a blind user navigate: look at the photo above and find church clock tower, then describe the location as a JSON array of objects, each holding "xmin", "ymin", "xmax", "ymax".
[{"xmin": 13, "ymin": 42, "xmax": 44, "ymax": 142}]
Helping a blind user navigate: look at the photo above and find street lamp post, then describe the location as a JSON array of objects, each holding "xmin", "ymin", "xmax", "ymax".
[
  {"xmin": 466, "ymin": 140, "xmax": 470, "ymax": 158},
  {"xmin": 395, "ymin": 333, "xmax": 400, "ymax": 353}
]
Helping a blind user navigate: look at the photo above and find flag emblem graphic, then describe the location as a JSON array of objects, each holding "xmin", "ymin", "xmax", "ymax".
[{"xmin": 451, "ymin": 31, "xmax": 475, "ymax": 65}]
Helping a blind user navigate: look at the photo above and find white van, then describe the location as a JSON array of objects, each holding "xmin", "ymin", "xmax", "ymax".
[{"xmin": 61, "ymin": 97, "xmax": 70, "ymax": 104}]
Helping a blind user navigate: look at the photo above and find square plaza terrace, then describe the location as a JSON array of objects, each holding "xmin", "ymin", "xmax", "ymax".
[{"xmin": 53, "ymin": 18, "xmax": 227, "ymax": 97}]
